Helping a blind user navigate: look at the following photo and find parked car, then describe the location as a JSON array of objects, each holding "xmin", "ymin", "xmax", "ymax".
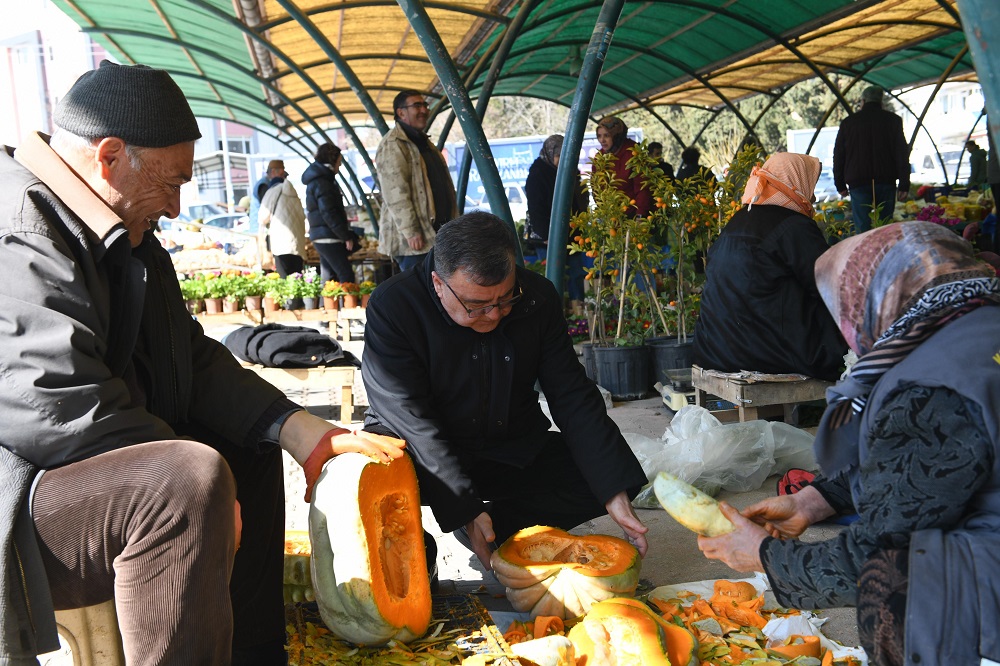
[
  {"xmin": 200, "ymin": 213, "xmax": 255, "ymax": 253},
  {"xmin": 466, "ymin": 184, "xmax": 528, "ymax": 221}
]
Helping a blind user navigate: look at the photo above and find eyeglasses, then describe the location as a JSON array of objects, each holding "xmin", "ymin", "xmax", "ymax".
[
  {"xmin": 402, "ymin": 101, "xmax": 429, "ymax": 110},
  {"xmin": 440, "ymin": 279, "xmax": 522, "ymax": 318}
]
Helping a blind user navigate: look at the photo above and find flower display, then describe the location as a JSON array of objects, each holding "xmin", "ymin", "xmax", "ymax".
[{"xmin": 915, "ymin": 204, "xmax": 962, "ymax": 227}]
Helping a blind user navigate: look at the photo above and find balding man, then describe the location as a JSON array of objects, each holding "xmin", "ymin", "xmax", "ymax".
[{"xmin": 0, "ymin": 61, "xmax": 403, "ymax": 665}]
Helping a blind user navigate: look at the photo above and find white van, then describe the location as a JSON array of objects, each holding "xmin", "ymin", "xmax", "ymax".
[{"xmin": 910, "ymin": 146, "xmax": 971, "ymax": 186}]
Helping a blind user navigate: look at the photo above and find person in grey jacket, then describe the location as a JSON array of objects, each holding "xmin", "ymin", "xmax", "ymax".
[
  {"xmin": 0, "ymin": 61, "xmax": 404, "ymax": 666},
  {"xmin": 698, "ymin": 222, "xmax": 1000, "ymax": 666},
  {"xmin": 375, "ymin": 90, "xmax": 457, "ymax": 271}
]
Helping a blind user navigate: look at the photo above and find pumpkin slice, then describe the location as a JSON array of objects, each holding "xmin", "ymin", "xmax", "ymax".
[
  {"xmin": 568, "ymin": 598, "xmax": 672, "ymax": 666},
  {"xmin": 768, "ymin": 634, "xmax": 822, "ymax": 658},
  {"xmin": 490, "ymin": 526, "xmax": 641, "ymax": 619},
  {"xmin": 599, "ymin": 598, "xmax": 699, "ymax": 666},
  {"xmin": 510, "ymin": 635, "xmax": 576, "ymax": 666},
  {"xmin": 309, "ymin": 452, "xmax": 430, "ymax": 645},
  {"xmin": 652, "ymin": 472, "xmax": 734, "ymax": 537}
]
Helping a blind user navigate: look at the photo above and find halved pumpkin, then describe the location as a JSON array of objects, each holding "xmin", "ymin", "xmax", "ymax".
[
  {"xmin": 568, "ymin": 598, "xmax": 672, "ymax": 665},
  {"xmin": 490, "ymin": 526, "xmax": 641, "ymax": 619},
  {"xmin": 309, "ymin": 452, "xmax": 430, "ymax": 645}
]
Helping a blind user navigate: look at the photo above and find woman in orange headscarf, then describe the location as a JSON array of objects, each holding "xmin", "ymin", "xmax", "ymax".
[{"xmin": 693, "ymin": 152, "xmax": 846, "ymax": 380}]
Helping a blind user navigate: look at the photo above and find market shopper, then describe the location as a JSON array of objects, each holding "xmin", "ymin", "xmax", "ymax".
[
  {"xmin": 0, "ymin": 61, "xmax": 405, "ymax": 665},
  {"xmin": 258, "ymin": 164, "xmax": 308, "ymax": 277},
  {"xmin": 303, "ymin": 142, "xmax": 360, "ymax": 283},
  {"xmin": 361, "ymin": 211, "xmax": 649, "ymax": 570},
  {"xmin": 375, "ymin": 90, "xmax": 457, "ymax": 271},
  {"xmin": 693, "ymin": 152, "xmax": 846, "ymax": 381},
  {"xmin": 648, "ymin": 141, "xmax": 675, "ymax": 180},
  {"xmin": 833, "ymin": 85, "xmax": 910, "ymax": 233},
  {"xmin": 594, "ymin": 116, "xmax": 651, "ymax": 217},
  {"xmin": 966, "ymin": 139, "xmax": 988, "ymax": 190},
  {"xmin": 524, "ymin": 134, "xmax": 588, "ymax": 314},
  {"xmin": 697, "ymin": 221, "xmax": 1000, "ymax": 666},
  {"xmin": 674, "ymin": 146, "xmax": 716, "ymax": 188}
]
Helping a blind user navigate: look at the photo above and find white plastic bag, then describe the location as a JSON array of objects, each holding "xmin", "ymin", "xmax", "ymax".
[{"xmin": 628, "ymin": 405, "xmax": 817, "ymax": 507}]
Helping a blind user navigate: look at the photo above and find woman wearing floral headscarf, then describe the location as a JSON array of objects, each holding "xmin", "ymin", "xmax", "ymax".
[
  {"xmin": 594, "ymin": 116, "xmax": 651, "ymax": 217},
  {"xmin": 693, "ymin": 152, "xmax": 845, "ymax": 380},
  {"xmin": 698, "ymin": 221, "xmax": 1000, "ymax": 666}
]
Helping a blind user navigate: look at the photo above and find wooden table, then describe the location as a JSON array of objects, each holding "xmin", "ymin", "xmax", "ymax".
[
  {"xmin": 692, "ymin": 365, "xmax": 831, "ymax": 423},
  {"xmin": 242, "ymin": 363, "xmax": 357, "ymax": 424}
]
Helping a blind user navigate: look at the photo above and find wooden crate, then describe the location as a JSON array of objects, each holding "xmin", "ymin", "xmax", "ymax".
[{"xmin": 692, "ymin": 365, "xmax": 831, "ymax": 423}]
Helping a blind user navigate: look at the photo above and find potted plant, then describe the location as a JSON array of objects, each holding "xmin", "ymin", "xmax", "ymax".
[
  {"xmin": 202, "ymin": 272, "xmax": 226, "ymax": 314},
  {"xmin": 284, "ymin": 272, "xmax": 306, "ymax": 311},
  {"xmin": 300, "ymin": 267, "xmax": 323, "ymax": 310},
  {"xmin": 358, "ymin": 280, "xmax": 377, "ymax": 308},
  {"xmin": 340, "ymin": 282, "xmax": 360, "ymax": 309},
  {"xmin": 219, "ymin": 270, "xmax": 245, "ymax": 313},
  {"xmin": 178, "ymin": 273, "xmax": 206, "ymax": 315},
  {"xmin": 263, "ymin": 272, "xmax": 287, "ymax": 313},
  {"xmin": 243, "ymin": 272, "xmax": 266, "ymax": 312},
  {"xmin": 321, "ymin": 280, "xmax": 344, "ymax": 312}
]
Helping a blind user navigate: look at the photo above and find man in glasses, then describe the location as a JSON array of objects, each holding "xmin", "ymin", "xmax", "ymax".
[
  {"xmin": 375, "ymin": 90, "xmax": 457, "ymax": 272},
  {"xmin": 362, "ymin": 212, "xmax": 650, "ymax": 574}
]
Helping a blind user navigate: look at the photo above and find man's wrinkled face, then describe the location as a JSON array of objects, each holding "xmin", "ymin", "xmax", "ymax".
[
  {"xmin": 102, "ymin": 139, "xmax": 195, "ymax": 247},
  {"xmin": 431, "ymin": 268, "xmax": 518, "ymax": 334},
  {"xmin": 397, "ymin": 95, "xmax": 430, "ymax": 131},
  {"xmin": 596, "ymin": 126, "xmax": 613, "ymax": 152}
]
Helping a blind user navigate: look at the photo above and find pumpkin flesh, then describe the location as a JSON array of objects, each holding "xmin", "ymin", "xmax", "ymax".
[
  {"xmin": 309, "ymin": 452, "xmax": 430, "ymax": 645},
  {"xmin": 491, "ymin": 526, "xmax": 640, "ymax": 619},
  {"xmin": 568, "ymin": 599, "xmax": 672, "ymax": 666}
]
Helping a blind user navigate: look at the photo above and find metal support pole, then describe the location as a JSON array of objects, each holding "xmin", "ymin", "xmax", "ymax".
[
  {"xmin": 455, "ymin": 0, "xmax": 542, "ymax": 210},
  {"xmin": 547, "ymin": 0, "xmax": 625, "ymax": 293},
  {"xmin": 340, "ymin": 159, "xmax": 379, "ymax": 236},
  {"xmin": 956, "ymin": 0, "xmax": 1000, "ymax": 161},
  {"xmin": 396, "ymin": 0, "xmax": 517, "ymax": 260}
]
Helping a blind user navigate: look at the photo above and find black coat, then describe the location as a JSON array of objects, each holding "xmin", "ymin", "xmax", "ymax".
[
  {"xmin": 692, "ymin": 205, "xmax": 845, "ymax": 381},
  {"xmin": 833, "ymin": 102, "xmax": 910, "ymax": 193},
  {"xmin": 361, "ymin": 253, "xmax": 646, "ymax": 532},
  {"xmin": 524, "ymin": 158, "xmax": 588, "ymax": 243},
  {"xmin": 302, "ymin": 162, "xmax": 355, "ymax": 242}
]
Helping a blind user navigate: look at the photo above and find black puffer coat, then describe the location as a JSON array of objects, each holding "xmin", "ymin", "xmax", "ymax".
[{"xmin": 302, "ymin": 161, "xmax": 355, "ymax": 242}]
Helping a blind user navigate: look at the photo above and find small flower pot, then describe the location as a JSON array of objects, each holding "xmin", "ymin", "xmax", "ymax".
[
  {"xmin": 245, "ymin": 295, "xmax": 263, "ymax": 312},
  {"xmin": 222, "ymin": 298, "xmax": 241, "ymax": 314},
  {"xmin": 185, "ymin": 299, "xmax": 204, "ymax": 315},
  {"xmin": 263, "ymin": 296, "xmax": 280, "ymax": 313},
  {"xmin": 342, "ymin": 294, "xmax": 359, "ymax": 309},
  {"xmin": 361, "ymin": 294, "xmax": 371, "ymax": 308},
  {"xmin": 204, "ymin": 297, "xmax": 223, "ymax": 314},
  {"xmin": 285, "ymin": 297, "xmax": 304, "ymax": 311},
  {"xmin": 323, "ymin": 296, "xmax": 340, "ymax": 312},
  {"xmin": 302, "ymin": 296, "xmax": 319, "ymax": 310}
]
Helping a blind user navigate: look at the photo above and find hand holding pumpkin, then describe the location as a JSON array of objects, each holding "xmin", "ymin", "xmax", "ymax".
[
  {"xmin": 604, "ymin": 491, "xmax": 649, "ymax": 557},
  {"xmin": 302, "ymin": 428, "xmax": 407, "ymax": 502},
  {"xmin": 696, "ymin": 501, "xmax": 768, "ymax": 572},
  {"xmin": 742, "ymin": 485, "xmax": 835, "ymax": 539}
]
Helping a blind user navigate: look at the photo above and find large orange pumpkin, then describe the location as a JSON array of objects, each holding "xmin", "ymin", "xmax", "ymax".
[
  {"xmin": 309, "ymin": 452, "xmax": 430, "ymax": 645},
  {"xmin": 490, "ymin": 526, "xmax": 641, "ymax": 619}
]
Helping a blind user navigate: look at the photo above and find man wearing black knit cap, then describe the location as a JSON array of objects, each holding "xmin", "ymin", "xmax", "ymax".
[{"xmin": 0, "ymin": 61, "xmax": 404, "ymax": 665}]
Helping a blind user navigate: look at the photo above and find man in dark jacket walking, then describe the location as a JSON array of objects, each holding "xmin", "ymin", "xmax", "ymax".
[
  {"xmin": 0, "ymin": 61, "xmax": 404, "ymax": 665},
  {"xmin": 361, "ymin": 212, "xmax": 649, "ymax": 571},
  {"xmin": 833, "ymin": 85, "xmax": 911, "ymax": 233}
]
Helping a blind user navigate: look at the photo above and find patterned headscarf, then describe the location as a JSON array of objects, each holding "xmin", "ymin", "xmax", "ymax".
[
  {"xmin": 597, "ymin": 116, "xmax": 627, "ymax": 154},
  {"xmin": 813, "ymin": 221, "xmax": 1000, "ymax": 475},
  {"xmin": 740, "ymin": 153, "xmax": 820, "ymax": 217},
  {"xmin": 539, "ymin": 134, "xmax": 563, "ymax": 167}
]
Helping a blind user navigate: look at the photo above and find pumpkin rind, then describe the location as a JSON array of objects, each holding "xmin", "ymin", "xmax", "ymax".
[
  {"xmin": 309, "ymin": 452, "xmax": 431, "ymax": 645},
  {"xmin": 600, "ymin": 598, "xmax": 699, "ymax": 666},
  {"xmin": 653, "ymin": 472, "xmax": 734, "ymax": 537},
  {"xmin": 490, "ymin": 526, "xmax": 640, "ymax": 619}
]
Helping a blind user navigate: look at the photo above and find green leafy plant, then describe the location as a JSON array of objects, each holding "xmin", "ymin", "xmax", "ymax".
[
  {"xmin": 263, "ymin": 272, "xmax": 289, "ymax": 300},
  {"xmin": 321, "ymin": 280, "xmax": 345, "ymax": 298},
  {"xmin": 301, "ymin": 267, "xmax": 323, "ymax": 298},
  {"xmin": 178, "ymin": 274, "xmax": 207, "ymax": 301},
  {"xmin": 358, "ymin": 280, "xmax": 377, "ymax": 295}
]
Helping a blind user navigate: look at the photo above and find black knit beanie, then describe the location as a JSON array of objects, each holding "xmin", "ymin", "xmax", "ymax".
[{"xmin": 53, "ymin": 60, "xmax": 201, "ymax": 148}]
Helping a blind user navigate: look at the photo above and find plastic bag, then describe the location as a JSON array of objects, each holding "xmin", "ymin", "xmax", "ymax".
[{"xmin": 627, "ymin": 405, "xmax": 818, "ymax": 508}]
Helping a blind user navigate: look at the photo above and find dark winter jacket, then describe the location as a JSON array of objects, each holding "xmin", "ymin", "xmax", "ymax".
[
  {"xmin": 832, "ymin": 101, "xmax": 911, "ymax": 193},
  {"xmin": 0, "ymin": 134, "xmax": 293, "ymax": 662},
  {"xmin": 524, "ymin": 158, "xmax": 587, "ymax": 243},
  {"xmin": 302, "ymin": 161, "xmax": 356, "ymax": 242},
  {"xmin": 361, "ymin": 252, "xmax": 646, "ymax": 532},
  {"xmin": 693, "ymin": 205, "xmax": 845, "ymax": 381}
]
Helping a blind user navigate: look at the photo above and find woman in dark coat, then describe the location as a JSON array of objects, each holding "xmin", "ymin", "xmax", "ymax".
[
  {"xmin": 693, "ymin": 152, "xmax": 845, "ymax": 380},
  {"xmin": 302, "ymin": 143, "xmax": 359, "ymax": 283}
]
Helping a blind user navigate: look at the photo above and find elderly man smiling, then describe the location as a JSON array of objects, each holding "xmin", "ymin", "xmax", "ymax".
[{"xmin": 0, "ymin": 61, "xmax": 404, "ymax": 665}]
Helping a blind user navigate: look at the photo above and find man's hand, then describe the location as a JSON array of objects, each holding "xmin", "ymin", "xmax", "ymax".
[
  {"xmin": 302, "ymin": 428, "xmax": 406, "ymax": 502},
  {"xmin": 697, "ymin": 502, "xmax": 767, "ymax": 572},
  {"xmin": 407, "ymin": 234, "xmax": 425, "ymax": 251},
  {"xmin": 742, "ymin": 485, "xmax": 834, "ymax": 539},
  {"xmin": 838, "ymin": 189, "xmax": 849, "ymax": 198},
  {"xmin": 466, "ymin": 512, "xmax": 496, "ymax": 570},
  {"xmin": 896, "ymin": 190, "xmax": 908, "ymax": 202},
  {"xmin": 605, "ymin": 491, "xmax": 649, "ymax": 557},
  {"xmin": 345, "ymin": 238, "xmax": 355, "ymax": 252}
]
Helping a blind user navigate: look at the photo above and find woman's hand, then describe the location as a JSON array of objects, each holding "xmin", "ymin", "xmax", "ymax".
[
  {"xmin": 697, "ymin": 502, "xmax": 768, "ymax": 572},
  {"xmin": 742, "ymin": 485, "xmax": 834, "ymax": 539}
]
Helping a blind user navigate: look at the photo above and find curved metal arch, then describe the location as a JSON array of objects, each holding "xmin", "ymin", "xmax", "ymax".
[
  {"xmin": 883, "ymin": 88, "xmax": 950, "ymax": 186},
  {"xmin": 794, "ymin": 18, "xmax": 962, "ymax": 45},
  {"xmin": 934, "ymin": 0, "xmax": 961, "ymax": 24},
  {"xmin": 55, "ymin": 1, "xmax": 136, "ymax": 66},
  {"xmin": 194, "ymin": 114, "xmax": 311, "ymax": 162},
  {"xmin": 273, "ymin": 0, "xmax": 390, "ymax": 135},
  {"xmin": 804, "ymin": 59, "xmax": 886, "ymax": 155},
  {"xmin": 186, "ymin": 0, "xmax": 380, "ymax": 186},
  {"xmin": 256, "ymin": 0, "xmax": 511, "ymax": 33},
  {"xmin": 271, "ymin": 54, "xmax": 432, "ymax": 81},
  {"xmin": 907, "ymin": 44, "xmax": 970, "ymax": 152},
  {"xmin": 183, "ymin": 94, "xmax": 316, "ymax": 156}
]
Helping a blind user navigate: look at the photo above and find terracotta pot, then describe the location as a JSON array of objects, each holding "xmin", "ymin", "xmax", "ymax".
[
  {"xmin": 185, "ymin": 299, "xmax": 203, "ymax": 315},
  {"xmin": 343, "ymin": 294, "xmax": 359, "ymax": 309},
  {"xmin": 245, "ymin": 295, "xmax": 263, "ymax": 312},
  {"xmin": 361, "ymin": 294, "xmax": 371, "ymax": 308},
  {"xmin": 263, "ymin": 296, "xmax": 280, "ymax": 313},
  {"xmin": 222, "ymin": 298, "xmax": 240, "ymax": 314},
  {"xmin": 323, "ymin": 296, "xmax": 340, "ymax": 312},
  {"xmin": 204, "ymin": 297, "xmax": 223, "ymax": 314}
]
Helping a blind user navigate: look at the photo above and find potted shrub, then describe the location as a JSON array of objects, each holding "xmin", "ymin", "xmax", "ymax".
[
  {"xmin": 300, "ymin": 267, "xmax": 323, "ymax": 310},
  {"xmin": 358, "ymin": 280, "xmax": 376, "ymax": 308},
  {"xmin": 321, "ymin": 280, "xmax": 344, "ymax": 312},
  {"xmin": 178, "ymin": 273, "xmax": 206, "ymax": 314},
  {"xmin": 340, "ymin": 282, "xmax": 360, "ymax": 309}
]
